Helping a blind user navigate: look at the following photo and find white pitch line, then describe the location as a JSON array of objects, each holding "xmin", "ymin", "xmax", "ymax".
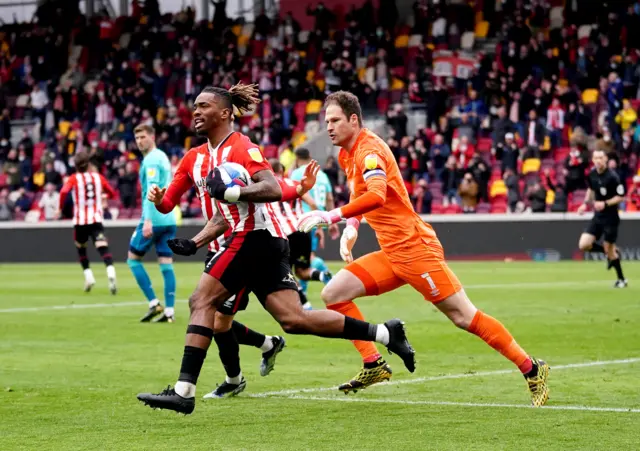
[
  {"xmin": 0, "ymin": 299, "xmax": 189, "ymax": 313},
  {"xmin": 268, "ymin": 395, "xmax": 640, "ymax": 414},
  {"xmin": 251, "ymin": 358, "xmax": 640, "ymax": 397},
  {"xmin": 0, "ymin": 280, "xmax": 618, "ymax": 314}
]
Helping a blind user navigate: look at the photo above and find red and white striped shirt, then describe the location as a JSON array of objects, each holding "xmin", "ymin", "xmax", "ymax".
[
  {"xmin": 546, "ymin": 106, "xmax": 564, "ymax": 130},
  {"xmin": 158, "ymin": 132, "xmax": 293, "ymax": 251},
  {"xmin": 59, "ymin": 171, "xmax": 116, "ymax": 225},
  {"xmin": 270, "ymin": 177, "xmax": 302, "ymax": 237}
]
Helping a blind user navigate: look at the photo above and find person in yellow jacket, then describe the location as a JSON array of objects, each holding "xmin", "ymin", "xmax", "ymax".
[{"xmin": 615, "ymin": 99, "xmax": 637, "ymax": 131}]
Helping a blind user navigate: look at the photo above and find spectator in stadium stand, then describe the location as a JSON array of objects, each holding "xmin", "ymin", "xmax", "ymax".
[
  {"xmin": 39, "ymin": 183, "xmax": 60, "ymax": 221},
  {"xmin": 414, "ymin": 138, "xmax": 430, "ymax": 181},
  {"xmin": 18, "ymin": 148, "xmax": 33, "ymax": 191},
  {"xmin": 546, "ymin": 98, "xmax": 565, "ymax": 149},
  {"xmin": 117, "ymin": 162, "xmax": 139, "ymax": 210},
  {"xmin": 441, "ymin": 155, "xmax": 461, "ymax": 207},
  {"xmin": 29, "ymin": 84, "xmax": 49, "ymax": 134},
  {"xmin": 412, "ymin": 178, "xmax": 432, "ymax": 214},
  {"xmin": 615, "ymin": 99, "xmax": 638, "ymax": 133},
  {"xmin": 0, "ymin": 109, "xmax": 11, "ymax": 142},
  {"xmin": 10, "ymin": 188, "xmax": 32, "ymax": 213},
  {"xmin": 43, "ymin": 161, "xmax": 63, "ymax": 189},
  {"xmin": 458, "ymin": 172, "xmax": 479, "ymax": 213},
  {"xmin": 503, "ymin": 168, "xmax": 521, "ymax": 214},
  {"xmin": 563, "ymin": 145, "xmax": 589, "ymax": 195},
  {"xmin": 545, "ymin": 168, "xmax": 568, "ymax": 213},
  {"xmin": 18, "ymin": 130, "xmax": 34, "ymax": 160},
  {"xmin": 594, "ymin": 127, "xmax": 617, "ymax": 157},
  {"xmin": 523, "ymin": 109, "xmax": 545, "ymax": 150},
  {"xmin": 0, "ymin": 138, "xmax": 10, "ymax": 163},
  {"xmin": 566, "ymin": 102, "xmax": 593, "ymax": 136},
  {"xmin": 526, "ymin": 179, "xmax": 547, "ymax": 213},
  {"xmin": 0, "ymin": 191, "xmax": 12, "ymax": 221},
  {"xmin": 3, "ymin": 149, "xmax": 19, "ymax": 190},
  {"xmin": 492, "ymin": 106, "xmax": 515, "ymax": 150},
  {"xmin": 386, "ymin": 104, "xmax": 408, "ymax": 140},
  {"xmin": 499, "ymin": 133, "xmax": 521, "ymax": 175},
  {"xmin": 467, "ymin": 153, "xmax": 491, "ymax": 203},
  {"xmin": 431, "ymin": 134, "xmax": 451, "ymax": 181}
]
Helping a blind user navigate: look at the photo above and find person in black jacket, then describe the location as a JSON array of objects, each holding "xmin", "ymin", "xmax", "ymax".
[{"xmin": 526, "ymin": 180, "xmax": 547, "ymax": 213}]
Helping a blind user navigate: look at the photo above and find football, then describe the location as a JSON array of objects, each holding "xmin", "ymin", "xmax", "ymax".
[{"xmin": 218, "ymin": 162, "xmax": 252, "ymax": 190}]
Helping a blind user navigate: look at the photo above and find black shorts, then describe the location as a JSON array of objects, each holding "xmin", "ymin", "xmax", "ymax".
[
  {"xmin": 204, "ymin": 230, "xmax": 298, "ymax": 314},
  {"xmin": 585, "ymin": 216, "xmax": 620, "ymax": 244},
  {"xmin": 204, "ymin": 250, "xmax": 250, "ymax": 316},
  {"xmin": 288, "ymin": 231, "xmax": 312, "ymax": 270},
  {"xmin": 74, "ymin": 223, "xmax": 106, "ymax": 246}
]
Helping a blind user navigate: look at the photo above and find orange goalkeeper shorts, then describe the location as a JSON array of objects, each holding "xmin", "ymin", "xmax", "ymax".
[{"xmin": 345, "ymin": 249, "xmax": 462, "ymax": 303}]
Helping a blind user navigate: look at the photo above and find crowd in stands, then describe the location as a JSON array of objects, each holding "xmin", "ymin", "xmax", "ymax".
[{"xmin": 1, "ymin": 0, "xmax": 640, "ymax": 221}]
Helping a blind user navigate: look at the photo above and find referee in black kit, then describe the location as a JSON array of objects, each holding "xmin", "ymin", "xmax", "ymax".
[{"xmin": 577, "ymin": 149, "xmax": 627, "ymax": 288}]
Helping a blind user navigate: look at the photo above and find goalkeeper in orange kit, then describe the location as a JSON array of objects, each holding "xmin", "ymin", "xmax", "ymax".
[{"xmin": 298, "ymin": 91, "xmax": 550, "ymax": 407}]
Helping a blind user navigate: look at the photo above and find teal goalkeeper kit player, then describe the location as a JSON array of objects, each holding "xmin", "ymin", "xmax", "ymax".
[{"xmin": 128, "ymin": 148, "xmax": 178, "ymax": 322}]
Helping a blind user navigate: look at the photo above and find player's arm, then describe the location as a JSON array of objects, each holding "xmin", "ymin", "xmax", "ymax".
[
  {"xmin": 58, "ymin": 177, "xmax": 76, "ymax": 212},
  {"xmin": 598, "ymin": 176, "xmax": 625, "ymax": 211},
  {"xmin": 151, "ymin": 156, "xmax": 192, "ymax": 213},
  {"xmin": 141, "ymin": 163, "xmax": 164, "ymax": 222},
  {"xmin": 192, "ymin": 209, "xmax": 229, "ymax": 248},
  {"xmin": 298, "ymin": 151, "xmax": 387, "ymax": 232},
  {"xmin": 99, "ymin": 174, "xmax": 117, "ymax": 199},
  {"xmin": 167, "ymin": 209, "xmax": 229, "ymax": 256},
  {"xmin": 578, "ymin": 188, "xmax": 593, "ymax": 215},
  {"xmin": 278, "ymin": 161, "xmax": 320, "ymax": 201}
]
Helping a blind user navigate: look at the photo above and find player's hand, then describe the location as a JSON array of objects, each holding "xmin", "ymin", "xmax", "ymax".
[
  {"xmin": 577, "ymin": 204, "xmax": 587, "ymax": 215},
  {"xmin": 55, "ymin": 210, "xmax": 62, "ymax": 220},
  {"xmin": 594, "ymin": 201, "xmax": 605, "ymax": 212},
  {"xmin": 206, "ymin": 168, "xmax": 241, "ymax": 203},
  {"xmin": 142, "ymin": 220, "xmax": 153, "ymax": 239},
  {"xmin": 328, "ymin": 223, "xmax": 340, "ymax": 240},
  {"xmin": 340, "ymin": 222, "xmax": 359, "ymax": 263},
  {"xmin": 315, "ymin": 227, "xmax": 325, "ymax": 249},
  {"xmin": 147, "ymin": 184, "xmax": 166, "ymax": 206},
  {"xmin": 167, "ymin": 238, "xmax": 197, "ymax": 256},
  {"xmin": 297, "ymin": 160, "xmax": 320, "ymax": 196},
  {"xmin": 297, "ymin": 209, "xmax": 342, "ymax": 233}
]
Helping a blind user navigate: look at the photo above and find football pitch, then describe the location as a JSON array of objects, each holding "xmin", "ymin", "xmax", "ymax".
[{"xmin": 1, "ymin": 261, "xmax": 639, "ymax": 450}]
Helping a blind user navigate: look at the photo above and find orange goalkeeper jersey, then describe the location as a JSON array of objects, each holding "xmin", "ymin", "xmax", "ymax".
[{"xmin": 338, "ymin": 128, "xmax": 443, "ymax": 262}]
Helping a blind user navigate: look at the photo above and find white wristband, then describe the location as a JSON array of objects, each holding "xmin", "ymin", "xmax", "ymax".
[{"xmin": 224, "ymin": 186, "xmax": 241, "ymax": 203}]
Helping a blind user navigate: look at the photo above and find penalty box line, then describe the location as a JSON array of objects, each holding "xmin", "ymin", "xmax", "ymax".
[{"xmin": 250, "ymin": 358, "xmax": 640, "ymax": 398}]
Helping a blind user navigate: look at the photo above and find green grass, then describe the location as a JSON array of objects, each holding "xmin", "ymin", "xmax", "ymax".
[{"xmin": 1, "ymin": 261, "xmax": 639, "ymax": 450}]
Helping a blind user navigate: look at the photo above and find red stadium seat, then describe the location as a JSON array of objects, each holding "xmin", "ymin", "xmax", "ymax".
[{"xmin": 477, "ymin": 137, "xmax": 492, "ymax": 153}]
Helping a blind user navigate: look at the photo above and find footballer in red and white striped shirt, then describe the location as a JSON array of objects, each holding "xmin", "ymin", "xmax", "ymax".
[
  {"xmin": 58, "ymin": 152, "xmax": 118, "ymax": 294},
  {"xmin": 138, "ymin": 85, "xmax": 412, "ymax": 413},
  {"xmin": 268, "ymin": 158, "xmax": 333, "ymax": 310}
]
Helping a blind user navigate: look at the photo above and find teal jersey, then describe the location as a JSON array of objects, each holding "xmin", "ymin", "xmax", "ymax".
[
  {"xmin": 140, "ymin": 148, "xmax": 176, "ymax": 226},
  {"xmin": 290, "ymin": 164, "xmax": 332, "ymax": 213}
]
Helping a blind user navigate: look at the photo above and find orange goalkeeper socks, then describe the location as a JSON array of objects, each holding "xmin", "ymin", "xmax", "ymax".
[
  {"xmin": 328, "ymin": 301, "xmax": 382, "ymax": 363},
  {"xmin": 468, "ymin": 310, "xmax": 533, "ymax": 374}
]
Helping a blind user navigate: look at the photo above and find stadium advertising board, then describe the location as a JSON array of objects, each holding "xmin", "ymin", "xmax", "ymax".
[{"xmin": 2, "ymin": 214, "xmax": 640, "ymax": 263}]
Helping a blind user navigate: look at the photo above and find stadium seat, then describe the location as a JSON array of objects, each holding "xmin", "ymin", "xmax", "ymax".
[
  {"xmin": 306, "ymin": 100, "xmax": 322, "ymax": 115},
  {"xmin": 394, "ymin": 35, "xmax": 409, "ymax": 48},
  {"xmin": 490, "ymin": 180, "xmax": 507, "ymax": 198},
  {"xmin": 263, "ymin": 145, "xmax": 278, "ymax": 158},
  {"xmin": 477, "ymin": 137, "xmax": 492, "ymax": 153},
  {"xmin": 582, "ymin": 89, "xmax": 598, "ymax": 104},
  {"xmin": 554, "ymin": 147, "xmax": 571, "ymax": 163},
  {"xmin": 0, "ymin": 173, "xmax": 6, "ymax": 188},
  {"xmin": 475, "ymin": 21, "xmax": 489, "ymax": 38},
  {"xmin": 490, "ymin": 203, "xmax": 508, "ymax": 214},
  {"xmin": 522, "ymin": 158, "xmax": 541, "ymax": 174}
]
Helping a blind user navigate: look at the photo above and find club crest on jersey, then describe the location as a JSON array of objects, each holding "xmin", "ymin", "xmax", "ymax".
[
  {"xmin": 248, "ymin": 148, "xmax": 263, "ymax": 163},
  {"xmin": 364, "ymin": 154, "xmax": 379, "ymax": 170},
  {"xmin": 600, "ymin": 187, "xmax": 607, "ymax": 196}
]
